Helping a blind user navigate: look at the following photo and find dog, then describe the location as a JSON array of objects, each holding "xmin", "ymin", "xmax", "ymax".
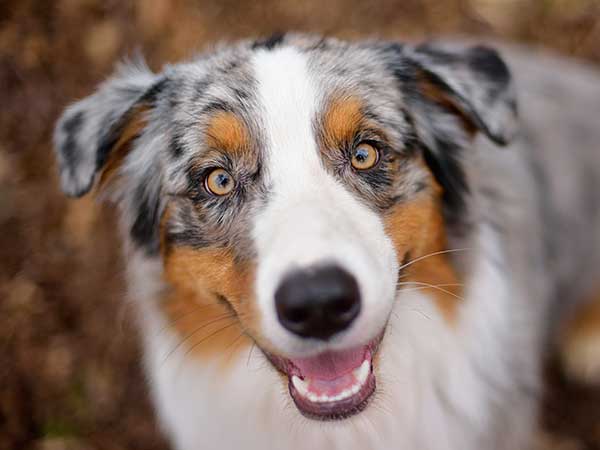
[{"xmin": 53, "ymin": 33, "xmax": 600, "ymax": 450}]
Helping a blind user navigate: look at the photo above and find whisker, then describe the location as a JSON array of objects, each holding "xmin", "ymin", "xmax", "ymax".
[
  {"xmin": 161, "ymin": 313, "xmax": 236, "ymax": 365},
  {"xmin": 184, "ymin": 322, "xmax": 239, "ymax": 358},
  {"xmin": 393, "ymin": 307, "xmax": 433, "ymax": 321},
  {"xmin": 156, "ymin": 303, "xmax": 223, "ymax": 336},
  {"xmin": 397, "ymin": 283, "xmax": 464, "ymax": 291},
  {"xmin": 247, "ymin": 341, "xmax": 256, "ymax": 367},
  {"xmin": 398, "ymin": 248, "xmax": 472, "ymax": 273},
  {"xmin": 397, "ymin": 280, "xmax": 465, "ymax": 301},
  {"xmin": 222, "ymin": 332, "xmax": 246, "ymax": 364}
]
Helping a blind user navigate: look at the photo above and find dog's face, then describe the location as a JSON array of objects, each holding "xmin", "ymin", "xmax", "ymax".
[{"xmin": 54, "ymin": 34, "xmax": 516, "ymax": 420}]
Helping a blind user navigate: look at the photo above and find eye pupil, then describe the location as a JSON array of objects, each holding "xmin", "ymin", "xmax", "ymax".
[
  {"xmin": 216, "ymin": 173, "xmax": 229, "ymax": 187},
  {"xmin": 355, "ymin": 148, "xmax": 368, "ymax": 162}
]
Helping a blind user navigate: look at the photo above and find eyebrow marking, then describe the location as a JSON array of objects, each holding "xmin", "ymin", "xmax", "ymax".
[
  {"xmin": 204, "ymin": 111, "xmax": 250, "ymax": 154},
  {"xmin": 321, "ymin": 95, "xmax": 365, "ymax": 150}
]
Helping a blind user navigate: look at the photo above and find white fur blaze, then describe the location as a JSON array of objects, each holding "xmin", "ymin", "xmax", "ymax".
[{"xmin": 250, "ymin": 46, "xmax": 398, "ymax": 357}]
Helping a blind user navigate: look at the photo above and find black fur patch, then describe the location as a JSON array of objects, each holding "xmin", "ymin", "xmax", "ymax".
[
  {"xmin": 232, "ymin": 87, "xmax": 250, "ymax": 102},
  {"xmin": 398, "ymin": 105, "xmax": 468, "ymax": 215},
  {"xmin": 466, "ymin": 46, "xmax": 510, "ymax": 87},
  {"xmin": 130, "ymin": 183, "xmax": 161, "ymax": 254},
  {"xmin": 422, "ymin": 138, "xmax": 469, "ymax": 223},
  {"xmin": 413, "ymin": 44, "xmax": 458, "ymax": 65},
  {"xmin": 139, "ymin": 77, "xmax": 169, "ymax": 104},
  {"xmin": 192, "ymin": 78, "xmax": 211, "ymax": 104},
  {"xmin": 169, "ymin": 132, "xmax": 185, "ymax": 158},
  {"xmin": 61, "ymin": 110, "xmax": 85, "ymax": 168},
  {"xmin": 252, "ymin": 32, "xmax": 285, "ymax": 50},
  {"xmin": 95, "ymin": 114, "xmax": 129, "ymax": 172},
  {"xmin": 201, "ymin": 99, "xmax": 234, "ymax": 115}
]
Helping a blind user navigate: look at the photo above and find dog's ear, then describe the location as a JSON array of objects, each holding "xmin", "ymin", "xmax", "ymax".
[
  {"xmin": 54, "ymin": 62, "xmax": 169, "ymax": 254},
  {"xmin": 54, "ymin": 63, "xmax": 166, "ymax": 197},
  {"xmin": 405, "ymin": 43, "xmax": 518, "ymax": 146},
  {"xmin": 389, "ymin": 43, "xmax": 518, "ymax": 214}
]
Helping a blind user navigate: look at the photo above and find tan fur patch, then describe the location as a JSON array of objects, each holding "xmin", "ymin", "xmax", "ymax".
[
  {"xmin": 204, "ymin": 111, "xmax": 250, "ymax": 153},
  {"xmin": 97, "ymin": 105, "xmax": 149, "ymax": 190},
  {"xmin": 383, "ymin": 166, "xmax": 462, "ymax": 322},
  {"xmin": 321, "ymin": 96, "xmax": 365, "ymax": 151},
  {"xmin": 560, "ymin": 292, "xmax": 600, "ymax": 384},
  {"xmin": 416, "ymin": 71, "xmax": 477, "ymax": 137},
  {"xmin": 161, "ymin": 244, "xmax": 258, "ymax": 368}
]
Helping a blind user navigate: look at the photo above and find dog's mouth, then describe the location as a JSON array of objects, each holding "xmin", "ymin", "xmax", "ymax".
[{"xmin": 265, "ymin": 334, "xmax": 382, "ymax": 420}]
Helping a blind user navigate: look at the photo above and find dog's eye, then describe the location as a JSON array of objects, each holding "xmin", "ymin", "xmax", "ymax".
[
  {"xmin": 205, "ymin": 168, "xmax": 235, "ymax": 196},
  {"xmin": 351, "ymin": 142, "xmax": 379, "ymax": 170}
]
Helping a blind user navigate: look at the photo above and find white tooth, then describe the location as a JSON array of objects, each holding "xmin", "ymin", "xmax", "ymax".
[
  {"xmin": 353, "ymin": 359, "xmax": 371, "ymax": 386},
  {"xmin": 292, "ymin": 376, "xmax": 309, "ymax": 398},
  {"xmin": 294, "ymin": 360, "xmax": 371, "ymax": 404}
]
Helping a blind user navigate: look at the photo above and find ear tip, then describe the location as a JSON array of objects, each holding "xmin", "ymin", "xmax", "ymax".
[
  {"xmin": 466, "ymin": 45, "xmax": 512, "ymax": 85},
  {"xmin": 488, "ymin": 113, "xmax": 520, "ymax": 146},
  {"xmin": 54, "ymin": 105, "xmax": 97, "ymax": 197},
  {"xmin": 59, "ymin": 167, "xmax": 95, "ymax": 197}
]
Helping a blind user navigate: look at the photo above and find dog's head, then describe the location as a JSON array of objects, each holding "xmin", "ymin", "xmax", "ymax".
[{"xmin": 54, "ymin": 34, "xmax": 516, "ymax": 420}]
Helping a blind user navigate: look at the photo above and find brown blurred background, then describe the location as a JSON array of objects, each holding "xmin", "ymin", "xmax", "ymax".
[{"xmin": 1, "ymin": 1, "xmax": 600, "ymax": 449}]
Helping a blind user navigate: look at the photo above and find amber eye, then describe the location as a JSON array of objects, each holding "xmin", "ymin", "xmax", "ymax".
[
  {"xmin": 205, "ymin": 168, "xmax": 235, "ymax": 196},
  {"xmin": 351, "ymin": 142, "xmax": 379, "ymax": 170}
]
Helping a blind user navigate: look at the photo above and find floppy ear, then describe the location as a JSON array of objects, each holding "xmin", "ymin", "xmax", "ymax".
[
  {"xmin": 391, "ymin": 43, "xmax": 518, "ymax": 214},
  {"xmin": 54, "ymin": 62, "xmax": 168, "ymax": 253},
  {"xmin": 406, "ymin": 42, "xmax": 518, "ymax": 146},
  {"xmin": 54, "ymin": 63, "xmax": 165, "ymax": 197}
]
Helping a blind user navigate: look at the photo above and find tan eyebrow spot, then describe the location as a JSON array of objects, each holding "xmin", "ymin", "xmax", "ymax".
[
  {"xmin": 204, "ymin": 111, "xmax": 250, "ymax": 153},
  {"xmin": 321, "ymin": 95, "xmax": 365, "ymax": 149}
]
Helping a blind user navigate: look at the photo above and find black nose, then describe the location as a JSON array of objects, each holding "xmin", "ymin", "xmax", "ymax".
[{"xmin": 274, "ymin": 265, "xmax": 361, "ymax": 340}]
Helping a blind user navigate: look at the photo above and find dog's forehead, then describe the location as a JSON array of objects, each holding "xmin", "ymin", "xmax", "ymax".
[{"xmin": 163, "ymin": 38, "xmax": 408, "ymax": 178}]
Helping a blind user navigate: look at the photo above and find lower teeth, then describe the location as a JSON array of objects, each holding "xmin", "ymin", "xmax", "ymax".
[{"xmin": 291, "ymin": 359, "xmax": 371, "ymax": 403}]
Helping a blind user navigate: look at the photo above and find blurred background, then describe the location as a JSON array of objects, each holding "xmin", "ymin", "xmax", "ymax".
[{"xmin": 1, "ymin": 1, "xmax": 600, "ymax": 449}]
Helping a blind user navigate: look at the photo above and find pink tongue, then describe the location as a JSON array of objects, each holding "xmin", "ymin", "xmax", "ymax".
[{"xmin": 290, "ymin": 346, "xmax": 366, "ymax": 381}]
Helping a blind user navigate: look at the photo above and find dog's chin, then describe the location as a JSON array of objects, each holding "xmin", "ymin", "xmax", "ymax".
[{"xmin": 263, "ymin": 333, "xmax": 383, "ymax": 421}]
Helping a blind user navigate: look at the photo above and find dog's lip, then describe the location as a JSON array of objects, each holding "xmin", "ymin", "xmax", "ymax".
[{"xmin": 264, "ymin": 333, "xmax": 383, "ymax": 420}]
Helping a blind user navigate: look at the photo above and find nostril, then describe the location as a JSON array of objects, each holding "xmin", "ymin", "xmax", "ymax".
[
  {"xmin": 274, "ymin": 265, "xmax": 361, "ymax": 340},
  {"xmin": 328, "ymin": 295, "xmax": 360, "ymax": 323},
  {"xmin": 283, "ymin": 304, "xmax": 310, "ymax": 324}
]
